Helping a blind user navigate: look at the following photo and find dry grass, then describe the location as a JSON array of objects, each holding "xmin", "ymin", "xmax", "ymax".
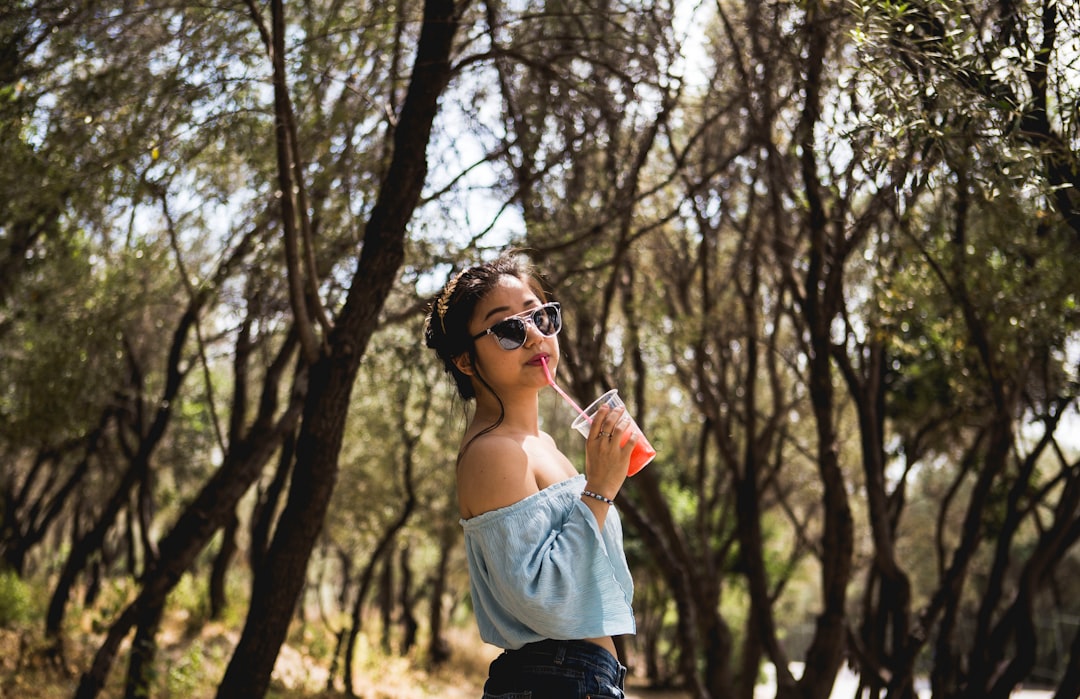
[
  {"xmin": 335, "ymin": 627, "xmax": 499, "ymax": 699},
  {"xmin": 0, "ymin": 619, "xmax": 691, "ymax": 699},
  {"xmin": 7, "ymin": 626, "xmax": 1051, "ymax": 699},
  {"xmin": 0, "ymin": 619, "xmax": 502, "ymax": 699}
]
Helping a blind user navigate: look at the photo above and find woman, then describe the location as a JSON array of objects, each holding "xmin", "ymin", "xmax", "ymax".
[{"xmin": 425, "ymin": 254, "xmax": 637, "ymax": 699}]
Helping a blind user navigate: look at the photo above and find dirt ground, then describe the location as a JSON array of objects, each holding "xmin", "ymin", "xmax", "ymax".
[{"xmin": 0, "ymin": 624, "xmax": 1056, "ymax": 699}]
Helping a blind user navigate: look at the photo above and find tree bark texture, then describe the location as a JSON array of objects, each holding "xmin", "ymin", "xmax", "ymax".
[{"xmin": 214, "ymin": 2, "xmax": 460, "ymax": 696}]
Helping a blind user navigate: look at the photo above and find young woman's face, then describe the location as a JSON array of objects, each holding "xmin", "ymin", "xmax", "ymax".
[{"xmin": 464, "ymin": 274, "xmax": 560, "ymax": 395}]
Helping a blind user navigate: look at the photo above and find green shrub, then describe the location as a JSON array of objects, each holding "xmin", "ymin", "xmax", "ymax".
[{"xmin": 0, "ymin": 570, "xmax": 34, "ymax": 627}]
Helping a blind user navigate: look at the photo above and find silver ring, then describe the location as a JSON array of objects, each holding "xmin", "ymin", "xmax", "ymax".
[{"xmin": 597, "ymin": 431, "xmax": 609, "ymax": 438}]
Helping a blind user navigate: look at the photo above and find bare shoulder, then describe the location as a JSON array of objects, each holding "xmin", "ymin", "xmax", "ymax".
[{"xmin": 457, "ymin": 433, "xmax": 539, "ymax": 519}]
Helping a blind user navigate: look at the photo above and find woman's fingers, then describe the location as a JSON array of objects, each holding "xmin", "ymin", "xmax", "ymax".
[{"xmin": 596, "ymin": 408, "xmax": 626, "ymax": 441}]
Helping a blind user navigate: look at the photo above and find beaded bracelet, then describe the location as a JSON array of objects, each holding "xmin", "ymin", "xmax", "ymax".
[{"xmin": 581, "ymin": 489, "xmax": 615, "ymax": 506}]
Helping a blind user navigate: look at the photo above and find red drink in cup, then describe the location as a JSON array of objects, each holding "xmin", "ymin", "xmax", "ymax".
[
  {"xmin": 627, "ymin": 428, "xmax": 658, "ymax": 476},
  {"xmin": 570, "ymin": 389, "xmax": 656, "ymax": 476}
]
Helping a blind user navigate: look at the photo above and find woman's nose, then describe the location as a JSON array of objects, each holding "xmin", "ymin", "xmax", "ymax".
[{"xmin": 522, "ymin": 321, "xmax": 544, "ymax": 346}]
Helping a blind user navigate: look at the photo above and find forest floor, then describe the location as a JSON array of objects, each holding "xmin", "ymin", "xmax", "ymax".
[
  {"xmin": 0, "ymin": 619, "xmax": 1056, "ymax": 699},
  {"xmin": 0, "ymin": 618, "xmax": 688, "ymax": 699}
]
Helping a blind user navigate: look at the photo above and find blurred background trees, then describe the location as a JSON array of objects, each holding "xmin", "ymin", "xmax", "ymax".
[{"xmin": 1, "ymin": 1, "xmax": 1078, "ymax": 698}]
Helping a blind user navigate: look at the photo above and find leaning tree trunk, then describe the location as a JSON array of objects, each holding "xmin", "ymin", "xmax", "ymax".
[
  {"xmin": 71, "ymin": 200, "xmax": 265, "ymax": 699},
  {"xmin": 72, "ymin": 331, "xmax": 302, "ymax": 699},
  {"xmin": 213, "ymin": 2, "xmax": 460, "ymax": 697},
  {"xmin": 47, "ymin": 295, "xmax": 200, "ymax": 644},
  {"xmin": 45, "ymin": 458, "xmax": 141, "ymax": 640}
]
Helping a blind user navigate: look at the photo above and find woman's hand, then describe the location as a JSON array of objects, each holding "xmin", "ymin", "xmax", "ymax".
[{"xmin": 583, "ymin": 404, "xmax": 637, "ymax": 503}]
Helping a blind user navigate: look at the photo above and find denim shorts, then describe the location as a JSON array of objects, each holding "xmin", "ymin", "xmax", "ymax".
[{"xmin": 481, "ymin": 639, "xmax": 627, "ymax": 699}]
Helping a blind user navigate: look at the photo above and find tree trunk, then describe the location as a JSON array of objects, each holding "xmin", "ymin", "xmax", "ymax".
[
  {"xmin": 214, "ymin": 3, "xmax": 459, "ymax": 696},
  {"xmin": 1, "ymin": 421, "xmax": 101, "ymax": 577},
  {"xmin": 426, "ymin": 521, "xmax": 455, "ymax": 666},
  {"xmin": 249, "ymin": 430, "xmax": 295, "ymax": 575},
  {"xmin": 69, "ymin": 206, "xmax": 264, "ymax": 694},
  {"xmin": 55, "ymin": 244, "xmax": 215, "ymax": 661},
  {"xmin": 618, "ymin": 476, "xmax": 717, "ymax": 698},
  {"xmin": 342, "ymin": 456, "xmax": 418, "ymax": 694},
  {"xmin": 835, "ymin": 334, "xmax": 916, "ymax": 697},
  {"xmin": 325, "ymin": 547, "xmax": 354, "ymax": 692},
  {"xmin": 343, "ymin": 541, "xmax": 385, "ymax": 698},
  {"xmin": 73, "ymin": 337, "xmax": 303, "ymax": 699},
  {"xmin": 46, "ymin": 459, "xmax": 141, "ymax": 639},
  {"xmin": 379, "ymin": 548, "xmax": 395, "ymax": 654},
  {"xmin": 788, "ymin": 3, "xmax": 854, "ymax": 698},
  {"xmin": 210, "ymin": 510, "xmax": 240, "ymax": 620},
  {"xmin": 1054, "ymin": 617, "xmax": 1080, "ymax": 699},
  {"xmin": 124, "ymin": 601, "xmax": 164, "ymax": 699},
  {"xmin": 399, "ymin": 546, "xmax": 418, "ymax": 654}
]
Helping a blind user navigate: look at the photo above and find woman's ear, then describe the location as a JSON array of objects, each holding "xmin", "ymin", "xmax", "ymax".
[{"xmin": 452, "ymin": 353, "xmax": 474, "ymax": 376}]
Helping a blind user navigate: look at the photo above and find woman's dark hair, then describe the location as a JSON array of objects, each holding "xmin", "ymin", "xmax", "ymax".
[{"xmin": 424, "ymin": 252, "xmax": 549, "ymax": 400}]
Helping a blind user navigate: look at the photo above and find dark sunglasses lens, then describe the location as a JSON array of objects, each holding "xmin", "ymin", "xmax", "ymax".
[
  {"xmin": 493, "ymin": 319, "xmax": 527, "ymax": 349},
  {"xmin": 534, "ymin": 305, "xmax": 560, "ymax": 335}
]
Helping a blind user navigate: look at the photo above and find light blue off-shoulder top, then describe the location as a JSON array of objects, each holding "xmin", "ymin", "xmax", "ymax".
[{"xmin": 460, "ymin": 473, "xmax": 635, "ymax": 649}]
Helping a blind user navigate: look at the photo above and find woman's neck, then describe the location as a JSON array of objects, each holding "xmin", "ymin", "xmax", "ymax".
[{"xmin": 472, "ymin": 390, "xmax": 541, "ymax": 435}]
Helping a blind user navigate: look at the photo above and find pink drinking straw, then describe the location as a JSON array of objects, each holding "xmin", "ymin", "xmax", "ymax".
[{"xmin": 539, "ymin": 357, "xmax": 590, "ymax": 423}]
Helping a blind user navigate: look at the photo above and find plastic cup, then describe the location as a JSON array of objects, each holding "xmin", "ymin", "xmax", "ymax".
[{"xmin": 570, "ymin": 389, "xmax": 656, "ymax": 476}]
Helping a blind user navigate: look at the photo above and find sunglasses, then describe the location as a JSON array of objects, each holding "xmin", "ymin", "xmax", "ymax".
[{"xmin": 472, "ymin": 302, "xmax": 562, "ymax": 350}]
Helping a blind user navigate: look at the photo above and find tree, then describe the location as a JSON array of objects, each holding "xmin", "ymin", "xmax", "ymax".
[
  {"xmin": 846, "ymin": 2, "xmax": 1080, "ymax": 697},
  {"xmin": 214, "ymin": 0, "xmax": 462, "ymax": 695}
]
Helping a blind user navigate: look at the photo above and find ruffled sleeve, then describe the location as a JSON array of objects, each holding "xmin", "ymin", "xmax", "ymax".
[{"xmin": 460, "ymin": 474, "xmax": 635, "ymax": 649}]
